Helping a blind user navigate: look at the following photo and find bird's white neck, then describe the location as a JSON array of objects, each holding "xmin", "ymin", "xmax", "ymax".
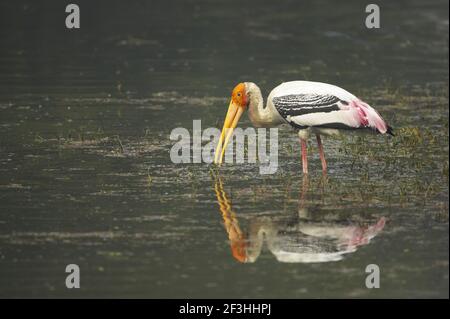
[{"xmin": 246, "ymin": 82, "xmax": 278, "ymax": 127}]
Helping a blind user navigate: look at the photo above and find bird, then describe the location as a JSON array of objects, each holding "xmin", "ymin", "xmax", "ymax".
[
  {"xmin": 214, "ymin": 81, "xmax": 393, "ymax": 174},
  {"xmin": 212, "ymin": 174, "xmax": 386, "ymax": 263}
]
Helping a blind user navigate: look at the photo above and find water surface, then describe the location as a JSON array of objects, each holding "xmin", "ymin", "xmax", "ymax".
[{"xmin": 0, "ymin": 0, "xmax": 448, "ymax": 298}]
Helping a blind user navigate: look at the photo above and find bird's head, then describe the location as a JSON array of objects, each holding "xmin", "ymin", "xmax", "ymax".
[
  {"xmin": 231, "ymin": 82, "xmax": 249, "ymax": 108},
  {"xmin": 214, "ymin": 83, "xmax": 249, "ymax": 164}
]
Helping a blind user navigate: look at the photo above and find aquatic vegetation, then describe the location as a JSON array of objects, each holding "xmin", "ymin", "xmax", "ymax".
[
  {"xmin": 147, "ymin": 167, "xmax": 153, "ymax": 188},
  {"xmin": 113, "ymin": 135, "xmax": 125, "ymax": 154}
]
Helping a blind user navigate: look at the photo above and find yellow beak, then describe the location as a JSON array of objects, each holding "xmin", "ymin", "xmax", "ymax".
[{"xmin": 214, "ymin": 100, "xmax": 245, "ymax": 165}]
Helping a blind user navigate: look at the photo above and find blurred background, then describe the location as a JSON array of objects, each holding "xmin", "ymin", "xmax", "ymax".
[{"xmin": 0, "ymin": 0, "xmax": 448, "ymax": 298}]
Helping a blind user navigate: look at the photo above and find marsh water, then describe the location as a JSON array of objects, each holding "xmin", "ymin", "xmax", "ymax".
[{"xmin": 0, "ymin": 0, "xmax": 448, "ymax": 298}]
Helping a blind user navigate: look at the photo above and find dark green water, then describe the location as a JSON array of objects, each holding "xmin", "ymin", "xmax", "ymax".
[{"xmin": 0, "ymin": 0, "xmax": 448, "ymax": 298}]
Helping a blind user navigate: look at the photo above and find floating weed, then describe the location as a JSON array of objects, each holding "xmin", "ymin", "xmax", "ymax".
[
  {"xmin": 146, "ymin": 167, "xmax": 153, "ymax": 188},
  {"xmin": 435, "ymin": 202, "xmax": 449, "ymax": 222},
  {"xmin": 339, "ymin": 126, "xmax": 446, "ymax": 177},
  {"xmin": 55, "ymin": 127, "xmax": 109, "ymax": 149},
  {"xmin": 395, "ymin": 127, "xmax": 425, "ymax": 148},
  {"xmin": 113, "ymin": 135, "xmax": 125, "ymax": 154},
  {"xmin": 287, "ymin": 144, "xmax": 295, "ymax": 155},
  {"xmin": 281, "ymin": 174, "xmax": 293, "ymax": 210},
  {"xmin": 443, "ymin": 162, "xmax": 449, "ymax": 183},
  {"xmin": 34, "ymin": 134, "xmax": 45, "ymax": 144}
]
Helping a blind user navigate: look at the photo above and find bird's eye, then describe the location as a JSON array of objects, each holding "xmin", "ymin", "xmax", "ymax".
[{"xmin": 237, "ymin": 93, "xmax": 241, "ymax": 97}]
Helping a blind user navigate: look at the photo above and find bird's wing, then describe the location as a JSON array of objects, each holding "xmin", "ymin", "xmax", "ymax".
[
  {"xmin": 269, "ymin": 81, "xmax": 390, "ymax": 133},
  {"xmin": 272, "ymin": 93, "xmax": 389, "ymax": 133},
  {"xmin": 273, "ymin": 94, "xmax": 343, "ymax": 116},
  {"xmin": 272, "ymin": 93, "xmax": 350, "ymax": 129}
]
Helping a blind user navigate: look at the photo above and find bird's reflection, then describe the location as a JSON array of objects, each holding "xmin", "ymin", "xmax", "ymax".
[{"xmin": 213, "ymin": 175, "xmax": 385, "ymax": 263}]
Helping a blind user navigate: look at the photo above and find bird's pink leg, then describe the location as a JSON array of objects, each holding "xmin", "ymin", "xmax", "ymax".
[
  {"xmin": 299, "ymin": 173, "xmax": 309, "ymax": 210},
  {"xmin": 301, "ymin": 139, "xmax": 308, "ymax": 174},
  {"xmin": 316, "ymin": 134, "xmax": 327, "ymax": 175}
]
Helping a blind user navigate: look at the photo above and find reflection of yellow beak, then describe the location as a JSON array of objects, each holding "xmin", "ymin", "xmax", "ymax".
[
  {"xmin": 213, "ymin": 174, "xmax": 248, "ymax": 263},
  {"xmin": 214, "ymin": 101, "xmax": 245, "ymax": 165}
]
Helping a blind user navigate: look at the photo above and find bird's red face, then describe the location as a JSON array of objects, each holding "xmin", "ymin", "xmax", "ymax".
[
  {"xmin": 214, "ymin": 83, "xmax": 248, "ymax": 164},
  {"xmin": 231, "ymin": 83, "xmax": 248, "ymax": 108}
]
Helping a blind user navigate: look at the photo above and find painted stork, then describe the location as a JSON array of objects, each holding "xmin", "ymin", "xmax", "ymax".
[
  {"xmin": 213, "ymin": 174, "xmax": 386, "ymax": 263},
  {"xmin": 214, "ymin": 81, "xmax": 393, "ymax": 174}
]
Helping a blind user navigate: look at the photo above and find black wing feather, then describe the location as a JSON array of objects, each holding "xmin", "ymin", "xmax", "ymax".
[{"xmin": 273, "ymin": 94, "xmax": 343, "ymax": 118}]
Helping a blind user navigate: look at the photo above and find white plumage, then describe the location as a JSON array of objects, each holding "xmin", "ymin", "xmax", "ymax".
[
  {"xmin": 214, "ymin": 80, "xmax": 393, "ymax": 174},
  {"xmin": 269, "ymin": 81, "xmax": 357, "ymax": 101},
  {"xmin": 266, "ymin": 81, "xmax": 388, "ymax": 135}
]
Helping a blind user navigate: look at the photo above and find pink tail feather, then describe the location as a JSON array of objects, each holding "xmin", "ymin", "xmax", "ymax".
[{"xmin": 351, "ymin": 100, "xmax": 389, "ymax": 134}]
